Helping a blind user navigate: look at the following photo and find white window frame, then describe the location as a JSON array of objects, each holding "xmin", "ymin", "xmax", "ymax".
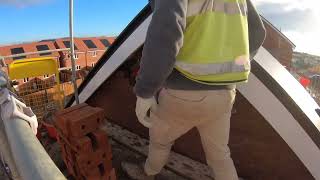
[
  {"xmin": 91, "ymin": 62, "xmax": 95, "ymax": 67},
  {"xmin": 91, "ymin": 51, "xmax": 97, "ymax": 57},
  {"xmin": 76, "ymin": 65, "xmax": 81, "ymax": 70},
  {"xmin": 74, "ymin": 53, "xmax": 79, "ymax": 59},
  {"xmin": 23, "ymin": 77, "xmax": 29, "ymax": 83}
]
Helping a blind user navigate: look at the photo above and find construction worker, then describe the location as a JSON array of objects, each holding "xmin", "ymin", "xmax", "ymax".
[{"xmin": 122, "ymin": 0, "xmax": 266, "ymax": 179}]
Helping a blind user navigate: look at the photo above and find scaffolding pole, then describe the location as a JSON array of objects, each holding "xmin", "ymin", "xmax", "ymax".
[{"xmin": 69, "ymin": 0, "xmax": 80, "ymax": 105}]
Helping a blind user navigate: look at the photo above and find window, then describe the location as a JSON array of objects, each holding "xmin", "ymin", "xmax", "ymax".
[
  {"xmin": 11, "ymin": 47, "xmax": 26, "ymax": 60},
  {"xmin": 36, "ymin": 45, "xmax": 51, "ymax": 56},
  {"xmin": 76, "ymin": 65, "xmax": 81, "ymax": 70},
  {"xmin": 100, "ymin": 39, "xmax": 110, "ymax": 48},
  {"xmin": 67, "ymin": 53, "xmax": 79, "ymax": 59},
  {"xmin": 90, "ymin": 51, "xmax": 97, "ymax": 57},
  {"xmin": 74, "ymin": 53, "xmax": 79, "ymax": 59},
  {"xmin": 83, "ymin": 40, "xmax": 97, "ymax": 49},
  {"xmin": 43, "ymin": 74, "xmax": 49, "ymax": 78},
  {"xmin": 63, "ymin": 41, "xmax": 78, "ymax": 50},
  {"xmin": 91, "ymin": 62, "xmax": 95, "ymax": 67},
  {"xmin": 23, "ymin": 77, "xmax": 29, "ymax": 83}
]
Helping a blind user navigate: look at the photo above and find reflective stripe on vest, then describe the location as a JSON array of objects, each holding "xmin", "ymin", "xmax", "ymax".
[
  {"xmin": 176, "ymin": 56, "xmax": 250, "ymax": 76},
  {"xmin": 176, "ymin": 0, "xmax": 250, "ymax": 85}
]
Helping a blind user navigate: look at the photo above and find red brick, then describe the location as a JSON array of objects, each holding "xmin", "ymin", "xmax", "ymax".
[
  {"xmin": 80, "ymin": 164, "xmax": 115, "ymax": 180},
  {"xmin": 54, "ymin": 104, "xmax": 116, "ymax": 180},
  {"xmin": 55, "ymin": 104, "xmax": 105, "ymax": 137},
  {"xmin": 91, "ymin": 130, "xmax": 110, "ymax": 149},
  {"xmin": 72, "ymin": 136, "xmax": 93, "ymax": 152},
  {"xmin": 65, "ymin": 160, "xmax": 77, "ymax": 177},
  {"xmin": 67, "ymin": 106, "xmax": 104, "ymax": 137},
  {"xmin": 106, "ymin": 168, "xmax": 117, "ymax": 180},
  {"xmin": 54, "ymin": 103, "xmax": 88, "ymax": 134},
  {"xmin": 70, "ymin": 130, "xmax": 110, "ymax": 153},
  {"xmin": 55, "ymin": 103, "xmax": 88, "ymax": 116},
  {"xmin": 76, "ymin": 147, "xmax": 112, "ymax": 171}
]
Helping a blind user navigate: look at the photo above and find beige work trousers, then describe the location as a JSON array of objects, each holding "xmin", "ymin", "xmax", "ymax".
[{"xmin": 144, "ymin": 88, "xmax": 238, "ymax": 180}]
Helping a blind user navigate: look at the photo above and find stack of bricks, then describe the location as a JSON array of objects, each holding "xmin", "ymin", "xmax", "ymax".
[{"xmin": 54, "ymin": 103, "xmax": 116, "ymax": 180}]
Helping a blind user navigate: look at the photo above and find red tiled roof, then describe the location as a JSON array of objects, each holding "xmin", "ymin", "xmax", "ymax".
[
  {"xmin": 54, "ymin": 36, "xmax": 115, "ymax": 51},
  {"xmin": 0, "ymin": 41, "xmax": 59, "ymax": 63}
]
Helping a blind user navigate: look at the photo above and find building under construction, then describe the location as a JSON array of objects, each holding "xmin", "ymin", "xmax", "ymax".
[{"xmin": 0, "ymin": 2, "xmax": 320, "ymax": 180}]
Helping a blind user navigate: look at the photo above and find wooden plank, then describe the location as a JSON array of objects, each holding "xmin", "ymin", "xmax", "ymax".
[{"xmin": 101, "ymin": 121, "xmax": 213, "ymax": 180}]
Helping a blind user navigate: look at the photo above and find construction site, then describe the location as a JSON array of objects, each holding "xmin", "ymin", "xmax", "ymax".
[{"xmin": 1, "ymin": 1, "xmax": 320, "ymax": 180}]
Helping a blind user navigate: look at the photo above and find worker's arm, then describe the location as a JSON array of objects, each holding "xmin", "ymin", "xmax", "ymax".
[
  {"xmin": 247, "ymin": 0, "xmax": 266, "ymax": 58},
  {"xmin": 134, "ymin": 0, "xmax": 188, "ymax": 98}
]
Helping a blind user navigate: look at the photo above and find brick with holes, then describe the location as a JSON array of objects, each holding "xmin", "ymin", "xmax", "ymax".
[
  {"xmin": 70, "ymin": 130, "xmax": 111, "ymax": 154},
  {"xmin": 55, "ymin": 103, "xmax": 105, "ymax": 137},
  {"xmin": 54, "ymin": 103, "xmax": 89, "ymax": 134},
  {"xmin": 54, "ymin": 104, "xmax": 116, "ymax": 179},
  {"xmin": 76, "ymin": 147, "xmax": 112, "ymax": 171},
  {"xmin": 78, "ymin": 162, "xmax": 115, "ymax": 180},
  {"xmin": 107, "ymin": 168, "xmax": 117, "ymax": 180},
  {"xmin": 84, "ymin": 167, "xmax": 116, "ymax": 180}
]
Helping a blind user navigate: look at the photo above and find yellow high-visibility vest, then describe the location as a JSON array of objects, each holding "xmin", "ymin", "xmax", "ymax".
[{"xmin": 176, "ymin": 0, "xmax": 250, "ymax": 85}]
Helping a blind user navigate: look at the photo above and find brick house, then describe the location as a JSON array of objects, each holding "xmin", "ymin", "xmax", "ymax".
[
  {"xmin": 54, "ymin": 38, "xmax": 87, "ymax": 70},
  {"xmin": 54, "ymin": 36, "xmax": 114, "ymax": 71}
]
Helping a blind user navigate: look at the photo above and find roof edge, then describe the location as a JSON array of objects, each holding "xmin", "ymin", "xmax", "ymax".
[{"xmin": 261, "ymin": 15, "xmax": 296, "ymax": 48}]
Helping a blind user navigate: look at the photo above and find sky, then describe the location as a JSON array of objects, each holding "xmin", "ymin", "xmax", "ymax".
[
  {"xmin": 0, "ymin": 0, "xmax": 148, "ymax": 43},
  {"xmin": 253, "ymin": 0, "xmax": 320, "ymax": 56},
  {"xmin": 0, "ymin": 0, "xmax": 319, "ymax": 56}
]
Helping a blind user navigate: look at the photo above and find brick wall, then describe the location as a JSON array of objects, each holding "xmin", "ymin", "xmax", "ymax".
[
  {"xmin": 262, "ymin": 19, "xmax": 295, "ymax": 70},
  {"xmin": 54, "ymin": 37, "xmax": 113, "ymax": 70}
]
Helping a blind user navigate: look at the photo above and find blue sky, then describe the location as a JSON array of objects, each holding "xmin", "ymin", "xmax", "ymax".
[
  {"xmin": 0, "ymin": 0, "xmax": 319, "ymax": 55},
  {"xmin": 0, "ymin": 0, "xmax": 147, "ymax": 44}
]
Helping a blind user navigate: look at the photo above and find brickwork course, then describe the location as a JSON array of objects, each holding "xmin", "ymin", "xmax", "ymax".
[{"xmin": 261, "ymin": 17, "xmax": 296, "ymax": 70}]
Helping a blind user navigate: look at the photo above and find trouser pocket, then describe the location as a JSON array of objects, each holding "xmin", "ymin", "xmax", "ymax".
[{"xmin": 161, "ymin": 88, "xmax": 207, "ymax": 102}]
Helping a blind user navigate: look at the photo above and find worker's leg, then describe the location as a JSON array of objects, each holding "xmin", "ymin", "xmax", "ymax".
[
  {"xmin": 121, "ymin": 116, "xmax": 183, "ymax": 180},
  {"xmin": 196, "ymin": 89, "xmax": 238, "ymax": 180},
  {"xmin": 144, "ymin": 112, "xmax": 192, "ymax": 175},
  {"xmin": 145, "ymin": 88, "xmax": 208, "ymax": 175}
]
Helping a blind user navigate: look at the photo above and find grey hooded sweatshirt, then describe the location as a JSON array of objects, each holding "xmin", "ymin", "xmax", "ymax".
[{"xmin": 135, "ymin": 0, "xmax": 266, "ymax": 98}]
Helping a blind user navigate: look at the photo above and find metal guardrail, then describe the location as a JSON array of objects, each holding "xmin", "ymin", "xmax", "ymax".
[
  {"xmin": 0, "ymin": 119, "xmax": 20, "ymax": 180},
  {"xmin": 2, "ymin": 116, "xmax": 66, "ymax": 180},
  {"xmin": 308, "ymin": 78, "xmax": 320, "ymax": 105},
  {"xmin": 0, "ymin": 48, "xmax": 71, "ymax": 60},
  {"xmin": 0, "ymin": 72, "xmax": 66, "ymax": 180}
]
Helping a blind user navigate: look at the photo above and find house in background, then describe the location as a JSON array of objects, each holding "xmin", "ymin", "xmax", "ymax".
[
  {"xmin": 0, "ymin": 41, "xmax": 60, "ymax": 84},
  {"xmin": 0, "ymin": 41, "xmax": 60, "ymax": 66},
  {"xmin": 54, "ymin": 37, "xmax": 87, "ymax": 70},
  {"xmin": 0, "ymin": 36, "xmax": 115, "ymax": 84},
  {"xmin": 53, "ymin": 36, "xmax": 114, "ymax": 71}
]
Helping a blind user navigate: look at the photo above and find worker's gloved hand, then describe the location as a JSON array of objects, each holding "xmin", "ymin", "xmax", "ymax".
[{"xmin": 135, "ymin": 96, "xmax": 156, "ymax": 128}]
